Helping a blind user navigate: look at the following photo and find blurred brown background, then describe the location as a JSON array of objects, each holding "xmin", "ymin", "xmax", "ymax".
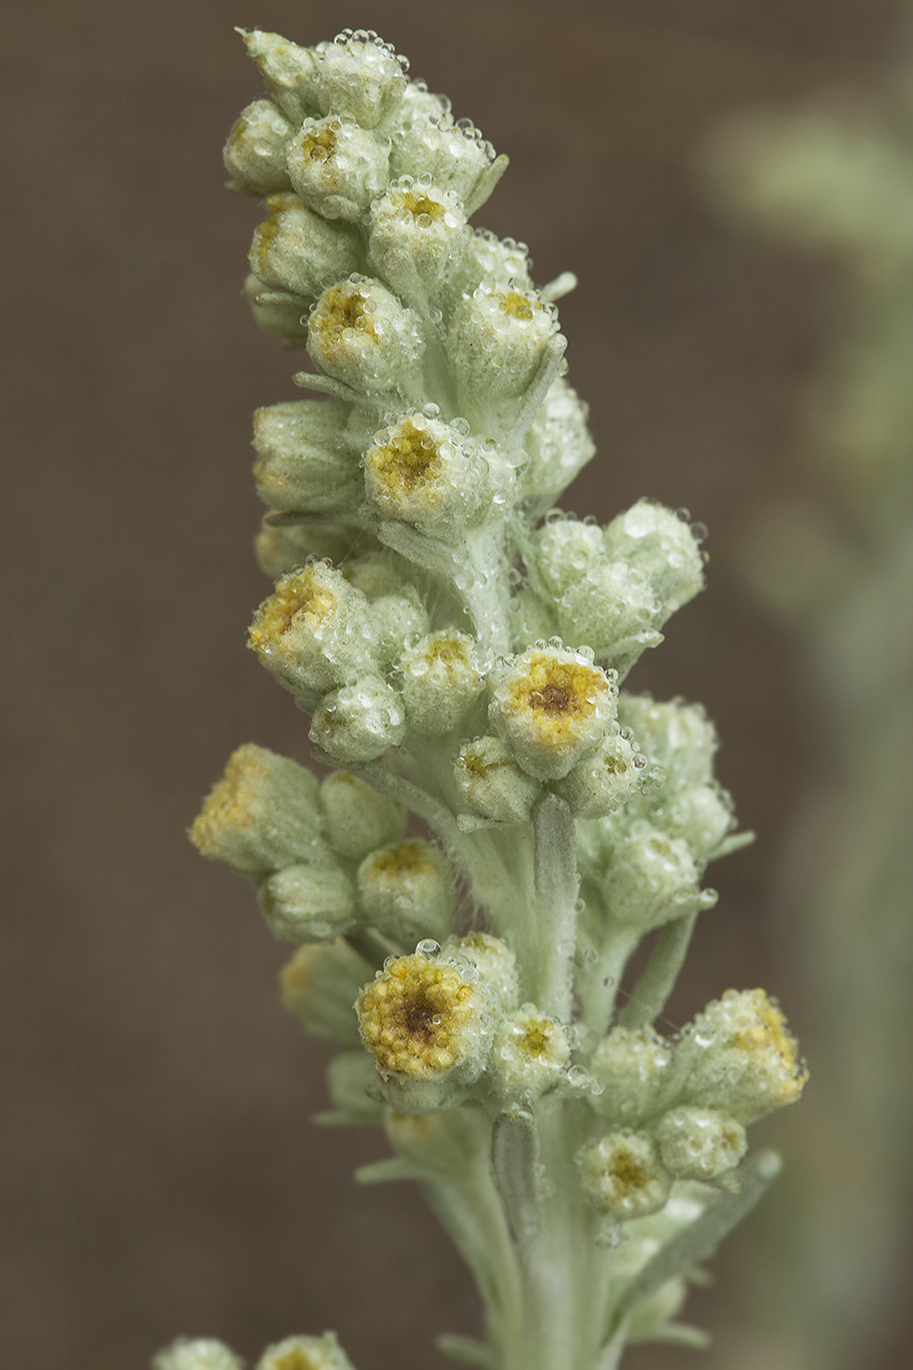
[{"xmin": 0, "ymin": 1, "xmax": 905, "ymax": 1367}]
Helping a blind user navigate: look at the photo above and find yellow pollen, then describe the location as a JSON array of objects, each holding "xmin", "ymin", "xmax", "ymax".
[
  {"xmin": 369, "ymin": 840, "xmax": 435, "ymax": 878},
  {"xmin": 190, "ymin": 745, "xmax": 265, "ymax": 853},
  {"xmin": 401, "ymin": 191, "xmax": 446, "ymax": 221},
  {"xmin": 521, "ymin": 1022, "xmax": 551, "ymax": 1056},
  {"xmin": 300, "ymin": 122, "xmax": 338, "ymax": 161},
  {"xmin": 510, "ymin": 654, "xmax": 608, "ymax": 744},
  {"xmin": 248, "ymin": 568, "xmax": 336, "ymax": 654},
  {"xmin": 368, "ymin": 420, "xmax": 443, "ymax": 501},
  {"xmin": 609, "ymin": 1149, "xmax": 650, "ymax": 1198},
  {"xmin": 498, "ymin": 290, "xmax": 536, "ymax": 321},
  {"xmin": 310, "ymin": 285, "xmax": 378, "ymax": 364}
]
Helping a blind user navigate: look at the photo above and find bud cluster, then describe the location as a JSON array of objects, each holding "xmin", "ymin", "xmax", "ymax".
[{"xmin": 173, "ymin": 30, "xmax": 807, "ymax": 1370}]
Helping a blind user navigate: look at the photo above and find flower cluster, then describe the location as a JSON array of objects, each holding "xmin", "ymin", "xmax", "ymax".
[{"xmin": 172, "ymin": 29, "xmax": 806, "ymax": 1370}]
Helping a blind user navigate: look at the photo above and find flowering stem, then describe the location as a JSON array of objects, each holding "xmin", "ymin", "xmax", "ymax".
[{"xmin": 532, "ymin": 796, "xmax": 579, "ymax": 1021}]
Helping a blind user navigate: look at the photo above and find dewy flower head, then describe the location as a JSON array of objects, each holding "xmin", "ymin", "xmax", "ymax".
[
  {"xmin": 363, "ymin": 412, "xmax": 485, "ymax": 528},
  {"xmin": 287, "ymin": 115, "xmax": 390, "ymax": 221},
  {"xmin": 357, "ymin": 838, "xmax": 455, "ymax": 942},
  {"xmin": 578, "ymin": 1130, "xmax": 672, "ymax": 1220},
  {"xmin": 489, "ymin": 1006, "xmax": 571, "ymax": 1103},
  {"xmin": 489, "ymin": 644, "xmax": 617, "ymax": 781},
  {"xmin": 248, "ymin": 194, "xmax": 361, "ymax": 304},
  {"xmin": 153, "ymin": 1340, "xmax": 243, "ymax": 1370},
  {"xmin": 356, "ymin": 949, "xmax": 490, "ymax": 1081},
  {"xmin": 189, "ymin": 743, "xmax": 322, "ymax": 877},
  {"xmin": 676, "ymin": 988, "xmax": 808, "ymax": 1124},
  {"xmin": 448, "ymin": 284, "xmax": 560, "ymax": 406},
  {"xmin": 400, "ymin": 629, "xmax": 485, "ymax": 734},
  {"xmin": 367, "ymin": 177, "xmax": 468, "ymax": 303},
  {"xmin": 255, "ymin": 1330, "xmax": 357, "ymax": 1370},
  {"xmin": 248, "ymin": 561, "xmax": 376, "ymax": 696},
  {"xmin": 307, "ymin": 276, "xmax": 424, "ymax": 395}
]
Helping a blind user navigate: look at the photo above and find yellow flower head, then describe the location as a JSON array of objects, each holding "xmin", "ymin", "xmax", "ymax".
[
  {"xmin": 490, "ymin": 645, "xmax": 617, "ymax": 780},
  {"xmin": 357, "ymin": 952, "xmax": 488, "ymax": 1080}
]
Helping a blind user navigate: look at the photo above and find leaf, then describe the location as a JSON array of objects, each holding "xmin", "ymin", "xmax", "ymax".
[
  {"xmin": 355, "ymin": 1158, "xmax": 431, "ymax": 1186},
  {"xmin": 436, "ymin": 1334, "xmax": 495, "ymax": 1366}
]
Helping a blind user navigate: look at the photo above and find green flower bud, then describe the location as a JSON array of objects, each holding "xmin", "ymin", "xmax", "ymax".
[
  {"xmin": 617, "ymin": 694, "xmax": 719, "ymax": 790},
  {"xmin": 489, "ymin": 645, "xmax": 617, "ymax": 782},
  {"xmin": 603, "ymin": 500, "xmax": 704, "ymax": 620},
  {"xmin": 602, "ymin": 820, "xmax": 717, "ymax": 929},
  {"xmin": 367, "ymin": 179, "xmax": 468, "ymax": 306},
  {"xmin": 189, "ymin": 743, "xmax": 322, "ymax": 877},
  {"xmin": 455, "ymin": 735, "xmax": 541, "ymax": 823},
  {"xmin": 588, "ymin": 1025, "xmax": 674, "ymax": 1128},
  {"xmin": 555, "ymin": 730, "xmax": 646, "ymax": 818},
  {"xmin": 324, "ymin": 1049, "xmax": 385, "ymax": 1124},
  {"xmin": 578, "ymin": 1131, "xmax": 672, "ymax": 1219},
  {"xmin": 256, "ymin": 1332, "xmax": 356, "ymax": 1370},
  {"xmin": 252, "ymin": 400, "xmax": 362, "ymax": 514},
  {"xmin": 489, "ymin": 1005, "xmax": 570, "ymax": 1103},
  {"xmin": 319, "ymin": 771, "xmax": 405, "ymax": 861},
  {"xmin": 369, "ymin": 589, "xmax": 429, "ymax": 671},
  {"xmin": 223, "ymin": 99, "xmax": 293, "ymax": 196},
  {"xmin": 152, "ymin": 1340, "xmax": 242, "ymax": 1370},
  {"xmin": 308, "ymin": 33, "xmax": 408, "ymax": 129},
  {"xmin": 454, "ymin": 228, "xmax": 534, "ymax": 298},
  {"xmin": 674, "ymin": 989, "xmax": 807, "ymax": 1125},
  {"xmin": 356, "ymin": 949, "xmax": 493, "ymax": 1098},
  {"xmin": 248, "ymin": 562, "xmax": 377, "ymax": 696},
  {"xmin": 240, "ymin": 30, "xmax": 318, "ymax": 124},
  {"xmin": 255, "ymin": 518, "xmax": 352, "ymax": 581},
  {"xmin": 554, "ymin": 560, "xmax": 661, "ymax": 660},
  {"xmin": 386, "ymin": 1105, "xmax": 483, "ymax": 1176},
  {"xmin": 281, "ymin": 938, "xmax": 371, "ymax": 1046},
  {"xmin": 448, "ymin": 286, "xmax": 559, "ymax": 406},
  {"xmin": 307, "ymin": 278, "xmax": 424, "ymax": 396},
  {"xmin": 529, "ymin": 516, "xmax": 606, "ymax": 599},
  {"xmin": 389, "ymin": 90, "xmax": 499, "ymax": 208},
  {"xmin": 400, "ymin": 630, "xmax": 485, "ymax": 734},
  {"xmin": 363, "ymin": 412, "xmax": 491, "ymax": 529},
  {"xmin": 357, "ymin": 839, "xmax": 455, "ymax": 942},
  {"xmin": 258, "ymin": 863, "xmax": 358, "ymax": 943},
  {"xmin": 655, "ymin": 1106, "xmax": 747, "ymax": 1181},
  {"xmin": 309, "ymin": 676, "xmax": 406, "ymax": 762},
  {"xmin": 244, "ymin": 274, "xmax": 310, "ymax": 345},
  {"xmin": 287, "ymin": 117, "xmax": 389, "ymax": 221},
  {"xmin": 442, "ymin": 932, "xmax": 519, "ymax": 1012},
  {"xmin": 249, "ymin": 194, "xmax": 362, "ymax": 302},
  {"xmin": 519, "ymin": 381, "xmax": 596, "ymax": 509}
]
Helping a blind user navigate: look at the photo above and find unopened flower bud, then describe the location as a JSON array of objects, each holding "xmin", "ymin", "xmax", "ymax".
[
  {"xmin": 603, "ymin": 501, "xmax": 704, "ymax": 620},
  {"xmin": 307, "ymin": 278, "xmax": 424, "ymax": 395},
  {"xmin": 248, "ymin": 562, "xmax": 377, "ymax": 696},
  {"xmin": 223, "ymin": 99, "xmax": 294, "ymax": 196},
  {"xmin": 588, "ymin": 1025, "xmax": 674, "ymax": 1127},
  {"xmin": 252, "ymin": 401, "xmax": 362, "ymax": 514},
  {"xmin": 249, "ymin": 194, "xmax": 362, "ymax": 302},
  {"xmin": 259, "ymin": 863, "xmax": 358, "ymax": 942},
  {"xmin": 390, "ymin": 94, "xmax": 500, "ymax": 208},
  {"xmin": 386, "ymin": 1105, "xmax": 483, "ymax": 1176},
  {"xmin": 369, "ymin": 589, "xmax": 429, "ymax": 671},
  {"xmin": 281, "ymin": 938, "xmax": 371, "ymax": 1046},
  {"xmin": 189, "ymin": 743, "xmax": 322, "ymax": 877},
  {"xmin": 455, "ymin": 735, "xmax": 541, "ymax": 823},
  {"xmin": 400, "ymin": 630, "xmax": 485, "ymax": 734},
  {"xmin": 244, "ymin": 274, "xmax": 310, "ymax": 344},
  {"xmin": 255, "ymin": 518, "xmax": 352, "ymax": 581},
  {"xmin": 602, "ymin": 820, "xmax": 717, "ymax": 929},
  {"xmin": 240, "ymin": 30, "xmax": 318, "ymax": 124},
  {"xmin": 256, "ymin": 1332, "xmax": 356, "ymax": 1370},
  {"xmin": 324, "ymin": 1049, "xmax": 385, "ymax": 1124},
  {"xmin": 448, "ymin": 286, "xmax": 558, "ymax": 405},
  {"xmin": 319, "ymin": 771, "xmax": 406, "ymax": 861},
  {"xmin": 357, "ymin": 950, "xmax": 492, "ymax": 1085},
  {"xmin": 555, "ymin": 730, "xmax": 646, "ymax": 818},
  {"xmin": 617, "ymin": 694, "xmax": 719, "ymax": 790},
  {"xmin": 675, "ymin": 989, "xmax": 807, "ymax": 1125},
  {"xmin": 489, "ymin": 645, "xmax": 617, "ymax": 782},
  {"xmin": 152, "ymin": 1340, "xmax": 242, "ymax": 1370},
  {"xmin": 519, "ymin": 380, "xmax": 596, "ymax": 510},
  {"xmin": 555, "ymin": 560, "xmax": 661, "ymax": 660},
  {"xmin": 578, "ymin": 1131, "xmax": 672, "ymax": 1219},
  {"xmin": 368, "ymin": 179, "xmax": 468, "ymax": 305},
  {"xmin": 310, "ymin": 676, "xmax": 405, "ymax": 762},
  {"xmin": 363, "ymin": 412, "xmax": 489, "ymax": 529},
  {"xmin": 529, "ymin": 516, "xmax": 606, "ymax": 599},
  {"xmin": 455, "ymin": 229, "xmax": 534, "ymax": 298},
  {"xmin": 357, "ymin": 839, "xmax": 455, "ymax": 942},
  {"xmin": 287, "ymin": 117, "xmax": 389, "ymax": 221},
  {"xmin": 308, "ymin": 33, "xmax": 408, "ymax": 129},
  {"xmin": 489, "ymin": 1005, "xmax": 570, "ymax": 1103},
  {"xmin": 655, "ymin": 1106, "xmax": 747, "ymax": 1181},
  {"xmin": 442, "ymin": 933, "xmax": 519, "ymax": 1012}
]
